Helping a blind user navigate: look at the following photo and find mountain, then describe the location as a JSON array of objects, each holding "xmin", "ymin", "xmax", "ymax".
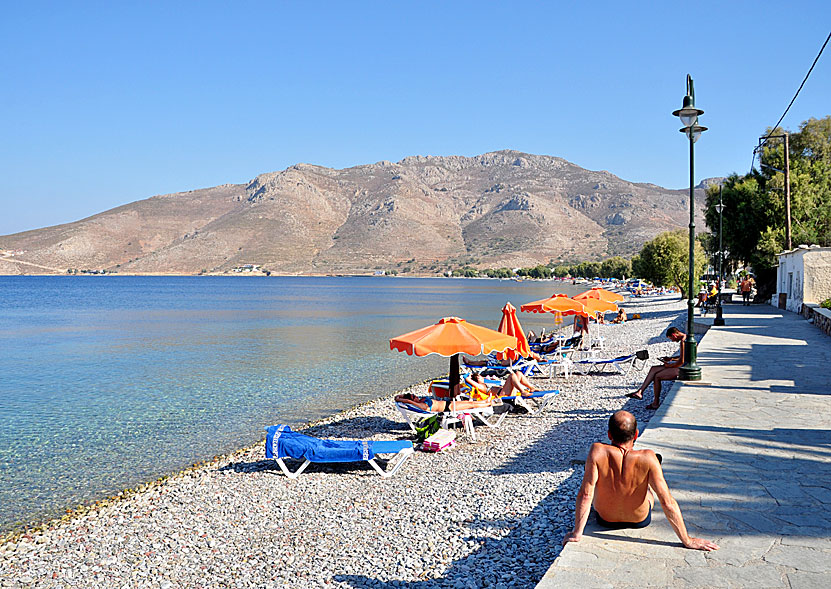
[{"xmin": 0, "ymin": 150, "xmax": 706, "ymax": 275}]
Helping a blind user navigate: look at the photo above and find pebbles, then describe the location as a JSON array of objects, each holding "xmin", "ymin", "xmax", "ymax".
[{"xmin": 0, "ymin": 295, "xmax": 686, "ymax": 588}]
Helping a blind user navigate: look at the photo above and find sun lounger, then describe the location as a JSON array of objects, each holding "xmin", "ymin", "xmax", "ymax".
[
  {"xmin": 500, "ymin": 389, "xmax": 560, "ymax": 415},
  {"xmin": 574, "ymin": 350, "xmax": 649, "ymax": 376},
  {"xmin": 264, "ymin": 424, "xmax": 414, "ymax": 479},
  {"xmin": 393, "ymin": 398, "xmax": 508, "ymax": 442}
]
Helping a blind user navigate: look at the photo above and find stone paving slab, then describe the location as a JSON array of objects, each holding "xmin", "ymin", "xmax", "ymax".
[{"xmin": 536, "ymin": 304, "xmax": 831, "ymax": 588}]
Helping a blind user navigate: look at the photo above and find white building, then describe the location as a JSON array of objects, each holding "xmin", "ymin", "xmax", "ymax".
[{"xmin": 774, "ymin": 245, "xmax": 831, "ymax": 312}]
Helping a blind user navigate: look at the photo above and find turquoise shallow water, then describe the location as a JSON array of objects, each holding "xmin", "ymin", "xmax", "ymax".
[{"xmin": 0, "ymin": 275, "xmax": 582, "ymax": 531}]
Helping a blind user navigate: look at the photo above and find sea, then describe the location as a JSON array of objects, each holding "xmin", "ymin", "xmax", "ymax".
[{"xmin": 0, "ymin": 275, "xmax": 584, "ymax": 532}]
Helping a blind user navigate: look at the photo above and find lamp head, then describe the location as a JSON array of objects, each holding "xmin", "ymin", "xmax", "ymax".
[
  {"xmin": 680, "ymin": 124, "xmax": 708, "ymax": 143},
  {"xmin": 673, "ymin": 94, "xmax": 704, "ymax": 127}
]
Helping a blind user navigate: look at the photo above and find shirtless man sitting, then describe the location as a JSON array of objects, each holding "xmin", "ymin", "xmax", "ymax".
[{"xmin": 563, "ymin": 411, "xmax": 719, "ymax": 551}]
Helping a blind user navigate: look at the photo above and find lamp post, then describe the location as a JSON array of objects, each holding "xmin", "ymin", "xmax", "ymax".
[
  {"xmin": 713, "ymin": 186, "xmax": 725, "ymax": 326},
  {"xmin": 672, "ymin": 74, "xmax": 707, "ymax": 381}
]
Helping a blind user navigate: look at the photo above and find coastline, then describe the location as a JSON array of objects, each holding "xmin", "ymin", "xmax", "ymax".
[
  {"xmin": 0, "ymin": 378, "xmax": 438, "ymax": 544},
  {"xmin": 1, "ymin": 295, "xmax": 688, "ymax": 587}
]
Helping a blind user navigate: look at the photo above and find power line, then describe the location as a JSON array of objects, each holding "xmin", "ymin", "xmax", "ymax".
[{"xmin": 758, "ymin": 30, "xmax": 831, "ymax": 152}]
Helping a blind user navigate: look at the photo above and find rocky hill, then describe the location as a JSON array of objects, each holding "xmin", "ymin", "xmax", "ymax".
[{"xmin": 0, "ymin": 150, "xmax": 706, "ymax": 275}]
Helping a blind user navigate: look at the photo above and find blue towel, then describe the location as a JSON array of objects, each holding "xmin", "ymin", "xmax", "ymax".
[{"xmin": 265, "ymin": 425, "xmax": 410, "ymax": 463}]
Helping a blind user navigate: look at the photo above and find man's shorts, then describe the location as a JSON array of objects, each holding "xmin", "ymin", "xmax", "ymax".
[{"xmin": 594, "ymin": 508, "xmax": 652, "ymax": 530}]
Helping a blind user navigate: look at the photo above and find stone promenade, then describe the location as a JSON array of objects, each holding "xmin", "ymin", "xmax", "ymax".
[{"xmin": 537, "ymin": 303, "xmax": 831, "ymax": 588}]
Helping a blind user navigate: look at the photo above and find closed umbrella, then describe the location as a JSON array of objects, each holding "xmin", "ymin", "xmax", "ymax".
[
  {"xmin": 390, "ymin": 317, "xmax": 518, "ymax": 406},
  {"xmin": 495, "ymin": 302, "xmax": 530, "ymax": 362}
]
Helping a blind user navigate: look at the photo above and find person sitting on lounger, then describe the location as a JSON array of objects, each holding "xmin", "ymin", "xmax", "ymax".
[
  {"xmin": 611, "ymin": 308, "xmax": 627, "ymax": 324},
  {"xmin": 563, "ymin": 411, "xmax": 719, "ymax": 551},
  {"xmin": 462, "ymin": 371, "xmax": 538, "ymax": 399},
  {"xmin": 394, "ymin": 393, "xmax": 498, "ymax": 412},
  {"xmin": 626, "ymin": 327, "xmax": 684, "ymax": 409}
]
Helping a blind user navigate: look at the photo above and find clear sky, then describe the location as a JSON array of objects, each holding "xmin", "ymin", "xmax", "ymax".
[{"xmin": 1, "ymin": 1, "xmax": 829, "ymax": 236}]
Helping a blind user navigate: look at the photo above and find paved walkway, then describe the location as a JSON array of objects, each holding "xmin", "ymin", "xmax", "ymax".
[{"xmin": 537, "ymin": 303, "xmax": 831, "ymax": 588}]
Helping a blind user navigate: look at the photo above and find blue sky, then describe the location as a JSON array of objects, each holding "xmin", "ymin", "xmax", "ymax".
[{"xmin": 1, "ymin": 1, "xmax": 829, "ymax": 235}]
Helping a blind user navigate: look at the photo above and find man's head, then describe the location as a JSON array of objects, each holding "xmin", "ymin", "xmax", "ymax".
[
  {"xmin": 608, "ymin": 411, "xmax": 638, "ymax": 444},
  {"xmin": 666, "ymin": 326, "xmax": 685, "ymax": 341},
  {"xmin": 471, "ymin": 372, "xmax": 484, "ymax": 383}
]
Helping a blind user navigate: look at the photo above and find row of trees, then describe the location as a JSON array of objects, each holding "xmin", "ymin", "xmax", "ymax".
[{"xmin": 449, "ymin": 256, "xmax": 634, "ymax": 280}]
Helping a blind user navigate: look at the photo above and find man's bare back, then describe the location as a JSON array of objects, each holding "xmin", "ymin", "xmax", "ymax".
[{"xmin": 589, "ymin": 442, "xmax": 655, "ymax": 524}]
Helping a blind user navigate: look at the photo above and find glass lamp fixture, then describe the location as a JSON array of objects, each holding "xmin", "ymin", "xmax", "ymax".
[
  {"xmin": 681, "ymin": 124, "xmax": 708, "ymax": 143},
  {"xmin": 673, "ymin": 95, "xmax": 704, "ymax": 127}
]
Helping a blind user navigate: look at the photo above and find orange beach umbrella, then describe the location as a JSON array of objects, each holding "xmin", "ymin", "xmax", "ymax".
[
  {"xmin": 574, "ymin": 287, "xmax": 625, "ymax": 303},
  {"xmin": 390, "ymin": 317, "xmax": 518, "ymax": 402},
  {"xmin": 578, "ymin": 297, "xmax": 618, "ymax": 315},
  {"xmin": 520, "ymin": 294, "xmax": 588, "ymax": 316},
  {"xmin": 496, "ymin": 302, "xmax": 530, "ymax": 361}
]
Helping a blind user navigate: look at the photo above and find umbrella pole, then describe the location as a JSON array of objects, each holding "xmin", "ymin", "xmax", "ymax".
[{"xmin": 448, "ymin": 354, "xmax": 460, "ymax": 410}]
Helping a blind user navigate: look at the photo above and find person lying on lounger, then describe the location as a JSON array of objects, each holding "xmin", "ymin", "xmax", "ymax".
[
  {"xmin": 462, "ymin": 371, "xmax": 538, "ymax": 399},
  {"xmin": 394, "ymin": 393, "xmax": 498, "ymax": 412},
  {"xmin": 538, "ymin": 334, "xmax": 582, "ymax": 354},
  {"xmin": 461, "ymin": 349, "xmax": 543, "ymax": 367}
]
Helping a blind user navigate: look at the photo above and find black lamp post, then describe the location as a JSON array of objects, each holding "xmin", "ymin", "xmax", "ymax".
[
  {"xmin": 672, "ymin": 74, "xmax": 707, "ymax": 381},
  {"xmin": 713, "ymin": 186, "xmax": 725, "ymax": 326}
]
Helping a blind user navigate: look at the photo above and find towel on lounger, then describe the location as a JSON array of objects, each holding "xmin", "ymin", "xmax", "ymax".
[{"xmin": 265, "ymin": 425, "xmax": 408, "ymax": 463}]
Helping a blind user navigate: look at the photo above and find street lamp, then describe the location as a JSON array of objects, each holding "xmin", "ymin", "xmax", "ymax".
[
  {"xmin": 713, "ymin": 186, "xmax": 725, "ymax": 326},
  {"xmin": 672, "ymin": 74, "xmax": 707, "ymax": 381}
]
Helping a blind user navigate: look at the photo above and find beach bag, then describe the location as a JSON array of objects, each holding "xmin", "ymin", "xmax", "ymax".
[{"xmin": 414, "ymin": 415, "xmax": 441, "ymax": 442}]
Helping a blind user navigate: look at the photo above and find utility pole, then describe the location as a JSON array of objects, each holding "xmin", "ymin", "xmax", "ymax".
[{"xmin": 784, "ymin": 132, "xmax": 792, "ymax": 250}]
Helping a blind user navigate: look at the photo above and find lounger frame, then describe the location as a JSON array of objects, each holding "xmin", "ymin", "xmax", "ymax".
[{"xmin": 273, "ymin": 445, "xmax": 415, "ymax": 479}]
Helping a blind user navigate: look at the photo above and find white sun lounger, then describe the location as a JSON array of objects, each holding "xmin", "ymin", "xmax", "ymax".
[{"xmin": 264, "ymin": 425, "xmax": 414, "ymax": 479}]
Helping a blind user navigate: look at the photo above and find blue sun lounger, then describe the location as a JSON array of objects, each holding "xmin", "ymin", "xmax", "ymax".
[
  {"xmin": 500, "ymin": 390, "xmax": 560, "ymax": 415},
  {"xmin": 265, "ymin": 425, "xmax": 414, "ymax": 479}
]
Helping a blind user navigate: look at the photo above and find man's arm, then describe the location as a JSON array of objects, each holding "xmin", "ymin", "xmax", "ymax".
[
  {"xmin": 665, "ymin": 340, "xmax": 684, "ymax": 368},
  {"xmin": 648, "ymin": 453, "xmax": 719, "ymax": 551},
  {"xmin": 563, "ymin": 445, "xmax": 600, "ymax": 544}
]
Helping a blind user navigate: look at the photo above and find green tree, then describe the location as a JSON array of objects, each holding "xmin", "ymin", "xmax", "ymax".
[
  {"xmin": 527, "ymin": 265, "xmax": 552, "ymax": 279},
  {"xmin": 552, "ymin": 264, "xmax": 571, "ymax": 278},
  {"xmin": 636, "ymin": 230, "xmax": 706, "ymax": 298},
  {"xmin": 704, "ymin": 116, "xmax": 831, "ymax": 295},
  {"xmin": 599, "ymin": 256, "xmax": 632, "ymax": 279}
]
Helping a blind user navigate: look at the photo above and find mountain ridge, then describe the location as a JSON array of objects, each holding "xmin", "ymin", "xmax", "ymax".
[{"xmin": 0, "ymin": 150, "xmax": 706, "ymax": 275}]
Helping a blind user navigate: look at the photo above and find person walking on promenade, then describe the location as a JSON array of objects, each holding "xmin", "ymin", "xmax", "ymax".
[
  {"xmin": 626, "ymin": 327, "xmax": 684, "ymax": 409},
  {"xmin": 740, "ymin": 277, "xmax": 753, "ymax": 306},
  {"xmin": 563, "ymin": 411, "xmax": 719, "ymax": 551}
]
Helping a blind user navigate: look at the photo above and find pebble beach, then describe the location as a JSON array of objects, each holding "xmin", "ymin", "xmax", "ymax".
[{"xmin": 1, "ymin": 294, "xmax": 687, "ymax": 589}]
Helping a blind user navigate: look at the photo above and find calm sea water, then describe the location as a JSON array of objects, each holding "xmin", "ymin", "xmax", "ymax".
[{"xmin": 0, "ymin": 275, "xmax": 583, "ymax": 531}]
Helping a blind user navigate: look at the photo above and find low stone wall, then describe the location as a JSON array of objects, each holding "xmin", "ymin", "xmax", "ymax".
[{"xmin": 802, "ymin": 303, "xmax": 831, "ymax": 337}]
